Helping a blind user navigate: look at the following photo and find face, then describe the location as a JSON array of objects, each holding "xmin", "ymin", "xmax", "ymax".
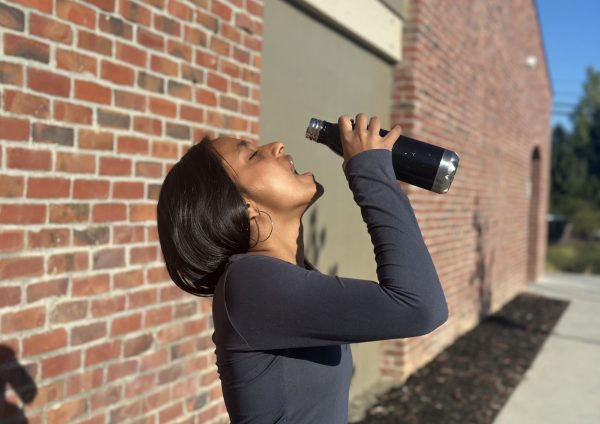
[{"xmin": 209, "ymin": 137, "xmax": 324, "ymax": 217}]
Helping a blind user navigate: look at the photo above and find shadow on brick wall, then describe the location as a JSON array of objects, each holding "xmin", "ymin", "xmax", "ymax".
[
  {"xmin": 0, "ymin": 345, "xmax": 37, "ymax": 423},
  {"xmin": 471, "ymin": 195, "xmax": 495, "ymax": 319}
]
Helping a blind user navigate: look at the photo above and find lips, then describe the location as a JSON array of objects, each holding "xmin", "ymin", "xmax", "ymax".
[{"xmin": 286, "ymin": 155, "xmax": 296, "ymax": 173}]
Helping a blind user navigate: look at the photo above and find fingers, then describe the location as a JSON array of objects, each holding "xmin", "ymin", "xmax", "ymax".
[
  {"xmin": 368, "ymin": 116, "xmax": 381, "ymax": 135},
  {"xmin": 355, "ymin": 113, "xmax": 368, "ymax": 132},
  {"xmin": 338, "ymin": 115, "xmax": 352, "ymax": 138},
  {"xmin": 383, "ymin": 124, "xmax": 402, "ymax": 145}
]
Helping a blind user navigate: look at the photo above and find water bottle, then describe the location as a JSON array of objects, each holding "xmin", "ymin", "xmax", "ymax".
[{"xmin": 305, "ymin": 118, "xmax": 460, "ymax": 194}]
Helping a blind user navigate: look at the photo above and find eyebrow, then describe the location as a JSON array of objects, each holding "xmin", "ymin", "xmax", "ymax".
[{"xmin": 236, "ymin": 140, "xmax": 254, "ymax": 157}]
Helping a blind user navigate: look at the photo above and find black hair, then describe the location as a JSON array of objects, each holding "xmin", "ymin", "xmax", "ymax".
[{"xmin": 156, "ymin": 136, "xmax": 251, "ymax": 297}]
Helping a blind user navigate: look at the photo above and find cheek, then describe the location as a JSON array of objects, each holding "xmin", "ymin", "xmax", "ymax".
[{"xmin": 249, "ymin": 169, "xmax": 302, "ymax": 206}]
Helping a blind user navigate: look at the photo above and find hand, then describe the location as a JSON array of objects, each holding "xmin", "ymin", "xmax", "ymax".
[{"xmin": 338, "ymin": 113, "xmax": 402, "ymax": 172}]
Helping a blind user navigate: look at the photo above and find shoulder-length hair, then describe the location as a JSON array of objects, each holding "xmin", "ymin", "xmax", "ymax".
[{"xmin": 156, "ymin": 136, "xmax": 251, "ymax": 297}]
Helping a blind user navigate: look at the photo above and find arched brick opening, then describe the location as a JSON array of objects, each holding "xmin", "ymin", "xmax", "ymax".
[{"xmin": 527, "ymin": 146, "xmax": 542, "ymax": 282}]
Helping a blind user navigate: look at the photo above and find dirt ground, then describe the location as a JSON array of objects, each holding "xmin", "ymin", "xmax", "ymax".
[{"xmin": 354, "ymin": 292, "xmax": 570, "ymax": 424}]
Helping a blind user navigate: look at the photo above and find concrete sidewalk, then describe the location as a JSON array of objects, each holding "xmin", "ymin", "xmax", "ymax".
[{"xmin": 493, "ymin": 271, "xmax": 600, "ymax": 424}]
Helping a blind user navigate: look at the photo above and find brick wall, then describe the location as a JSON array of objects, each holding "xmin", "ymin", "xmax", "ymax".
[
  {"xmin": 0, "ymin": 0, "xmax": 262, "ymax": 422},
  {"xmin": 381, "ymin": 0, "xmax": 552, "ymax": 380}
]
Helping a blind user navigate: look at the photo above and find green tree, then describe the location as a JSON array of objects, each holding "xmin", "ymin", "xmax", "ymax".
[{"xmin": 550, "ymin": 66, "xmax": 600, "ymax": 239}]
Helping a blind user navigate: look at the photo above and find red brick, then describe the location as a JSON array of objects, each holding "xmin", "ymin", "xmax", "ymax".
[
  {"xmin": 73, "ymin": 226, "xmax": 109, "ymax": 246},
  {"xmin": 0, "ymin": 3, "xmax": 25, "ymax": 31},
  {"xmin": 54, "ymin": 101, "xmax": 92, "ymax": 124},
  {"xmin": 65, "ymin": 368, "xmax": 104, "ymax": 396},
  {"xmin": 75, "ymin": 80, "xmax": 111, "ymax": 104},
  {"xmin": 99, "ymin": 13, "xmax": 133, "ymax": 39},
  {"xmin": 28, "ymin": 229, "xmax": 70, "ymax": 249},
  {"xmin": 166, "ymin": 84, "xmax": 191, "ymax": 106},
  {"xmin": 151, "ymin": 140, "xmax": 179, "ymax": 159},
  {"xmin": 49, "ymin": 203, "xmax": 89, "ymax": 223},
  {"xmin": 78, "ymin": 30, "xmax": 112, "ymax": 56},
  {"xmin": 72, "ymin": 273, "xmax": 110, "ymax": 296},
  {"xmin": 112, "ymin": 181, "xmax": 145, "ymax": 198},
  {"xmin": 130, "ymin": 246, "xmax": 157, "ymax": 264},
  {"xmin": 23, "ymin": 328, "xmax": 68, "ymax": 356},
  {"xmin": 0, "ymin": 116, "xmax": 29, "ymax": 141},
  {"xmin": 115, "ymin": 41, "xmax": 147, "ymax": 67},
  {"xmin": 123, "ymin": 333, "xmax": 153, "ymax": 357},
  {"xmin": 1, "ymin": 305, "xmax": 45, "ymax": 332},
  {"xmin": 113, "ymin": 268, "xmax": 144, "ymax": 288},
  {"xmin": 149, "ymin": 96, "xmax": 176, "ymax": 117},
  {"xmin": 27, "ymin": 278, "xmax": 68, "ymax": 302},
  {"xmin": 99, "ymin": 157, "xmax": 131, "ymax": 176},
  {"xmin": 84, "ymin": 0, "xmax": 115, "ymax": 12},
  {"xmin": 42, "ymin": 350, "xmax": 81, "ymax": 379},
  {"xmin": 106, "ymin": 359, "xmax": 137, "ymax": 382},
  {"xmin": 47, "ymin": 398, "xmax": 86, "ymax": 423},
  {"xmin": 0, "ymin": 61, "xmax": 23, "ymax": 85},
  {"xmin": 101, "ymin": 60, "xmax": 134, "ymax": 85},
  {"xmin": 10, "ymin": 0, "xmax": 52, "ymax": 13},
  {"xmin": 154, "ymin": 14, "xmax": 181, "ymax": 36},
  {"xmin": 133, "ymin": 116, "xmax": 162, "ymax": 135},
  {"xmin": 117, "ymin": 136, "xmax": 147, "ymax": 156},
  {"xmin": 114, "ymin": 89, "xmax": 146, "ymax": 111},
  {"xmin": 71, "ymin": 322, "xmax": 106, "ymax": 346},
  {"xmin": 0, "ymin": 286, "xmax": 21, "ymax": 307},
  {"xmin": 56, "ymin": 48, "xmax": 97, "ymax": 74},
  {"xmin": 30, "ymin": 13, "xmax": 73, "ymax": 43},
  {"xmin": 77, "ymin": 129, "xmax": 113, "ymax": 151},
  {"xmin": 92, "ymin": 203, "xmax": 127, "ymax": 222},
  {"xmin": 92, "ymin": 247, "xmax": 125, "ymax": 269},
  {"xmin": 85, "ymin": 340, "xmax": 121, "ymax": 366},
  {"xmin": 135, "ymin": 161, "xmax": 162, "ymax": 178},
  {"xmin": 4, "ymin": 33, "xmax": 49, "ymax": 63},
  {"xmin": 128, "ymin": 287, "xmax": 157, "ymax": 310},
  {"xmin": 180, "ymin": 104, "xmax": 204, "ymax": 122},
  {"xmin": 27, "ymin": 177, "xmax": 70, "ymax": 198},
  {"xmin": 27, "ymin": 68, "xmax": 70, "ymax": 97},
  {"xmin": 111, "ymin": 313, "xmax": 142, "ymax": 336},
  {"xmin": 0, "ymin": 175, "xmax": 25, "ymax": 198},
  {"xmin": 3, "ymin": 89, "xmax": 49, "ymax": 118},
  {"xmin": 0, "ymin": 204, "xmax": 46, "ymax": 224},
  {"xmin": 150, "ymin": 54, "xmax": 178, "ymax": 77},
  {"xmin": 137, "ymin": 27, "xmax": 164, "ymax": 51},
  {"xmin": 211, "ymin": 0, "xmax": 232, "ymax": 21},
  {"xmin": 56, "ymin": 151, "xmax": 96, "ymax": 173},
  {"xmin": 144, "ymin": 305, "xmax": 171, "ymax": 327},
  {"xmin": 32, "ymin": 122, "xmax": 74, "ymax": 146},
  {"xmin": 159, "ymin": 403, "xmax": 183, "ymax": 422},
  {"xmin": 120, "ymin": 0, "xmax": 151, "ymax": 26},
  {"xmin": 50, "ymin": 299, "xmax": 88, "ymax": 323},
  {"xmin": 6, "ymin": 147, "xmax": 50, "ymax": 171},
  {"xmin": 167, "ymin": 39, "xmax": 191, "ymax": 61},
  {"xmin": 47, "ymin": 251, "xmax": 88, "ymax": 274},
  {"xmin": 0, "ymin": 230, "xmax": 23, "ymax": 253},
  {"xmin": 73, "ymin": 179, "xmax": 110, "ymax": 199},
  {"xmin": 91, "ymin": 295, "xmax": 126, "ymax": 317},
  {"xmin": 131, "ymin": 204, "xmax": 156, "ymax": 222},
  {"xmin": 0, "ymin": 256, "xmax": 44, "ymax": 281},
  {"xmin": 57, "ymin": 0, "xmax": 96, "ymax": 29}
]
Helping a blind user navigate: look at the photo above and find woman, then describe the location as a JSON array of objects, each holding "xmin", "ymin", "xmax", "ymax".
[{"xmin": 157, "ymin": 113, "xmax": 449, "ymax": 423}]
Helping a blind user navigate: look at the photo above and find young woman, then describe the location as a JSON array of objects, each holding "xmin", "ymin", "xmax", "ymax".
[{"xmin": 157, "ymin": 113, "xmax": 449, "ymax": 423}]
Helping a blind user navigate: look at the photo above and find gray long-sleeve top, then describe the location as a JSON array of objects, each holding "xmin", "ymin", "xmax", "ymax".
[{"xmin": 211, "ymin": 148, "xmax": 449, "ymax": 423}]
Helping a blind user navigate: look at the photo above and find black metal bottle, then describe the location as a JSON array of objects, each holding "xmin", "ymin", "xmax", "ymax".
[{"xmin": 305, "ymin": 118, "xmax": 460, "ymax": 194}]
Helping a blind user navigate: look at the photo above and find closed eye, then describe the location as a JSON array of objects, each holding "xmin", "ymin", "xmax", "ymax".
[{"xmin": 249, "ymin": 150, "xmax": 258, "ymax": 159}]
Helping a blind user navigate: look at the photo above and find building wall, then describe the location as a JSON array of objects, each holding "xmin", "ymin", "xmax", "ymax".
[
  {"xmin": 0, "ymin": 0, "xmax": 551, "ymax": 423},
  {"xmin": 382, "ymin": 0, "xmax": 552, "ymax": 380}
]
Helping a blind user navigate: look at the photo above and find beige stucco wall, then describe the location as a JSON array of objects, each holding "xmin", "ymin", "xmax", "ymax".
[{"xmin": 259, "ymin": 0, "xmax": 403, "ymax": 401}]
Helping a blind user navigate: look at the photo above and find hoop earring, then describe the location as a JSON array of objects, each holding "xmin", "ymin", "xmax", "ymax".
[{"xmin": 249, "ymin": 208, "xmax": 274, "ymax": 248}]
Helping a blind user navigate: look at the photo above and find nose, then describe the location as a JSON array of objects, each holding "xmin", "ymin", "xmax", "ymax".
[{"xmin": 269, "ymin": 141, "xmax": 285, "ymax": 156}]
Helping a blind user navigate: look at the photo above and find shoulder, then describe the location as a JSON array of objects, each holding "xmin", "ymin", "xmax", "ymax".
[{"xmin": 224, "ymin": 254, "xmax": 311, "ymax": 290}]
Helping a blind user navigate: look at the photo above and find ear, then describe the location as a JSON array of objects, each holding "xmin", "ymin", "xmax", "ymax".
[{"xmin": 244, "ymin": 200, "xmax": 260, "ymax": 220}]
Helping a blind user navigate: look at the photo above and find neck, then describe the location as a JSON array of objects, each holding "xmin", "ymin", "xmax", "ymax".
[{"xmin": 248, "ymin": 217, "xmax": 306, "ymax": 267}]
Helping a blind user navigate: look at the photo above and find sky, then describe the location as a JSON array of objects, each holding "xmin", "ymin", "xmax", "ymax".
[{"xmin": 536, "ymin": 0, "xmax": 600, "ymax": 131}]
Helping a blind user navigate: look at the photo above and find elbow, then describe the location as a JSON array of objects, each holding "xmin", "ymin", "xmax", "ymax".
[{"xmin": 414, "ymin": 296, "xmax": 449, "ymax": 336}]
